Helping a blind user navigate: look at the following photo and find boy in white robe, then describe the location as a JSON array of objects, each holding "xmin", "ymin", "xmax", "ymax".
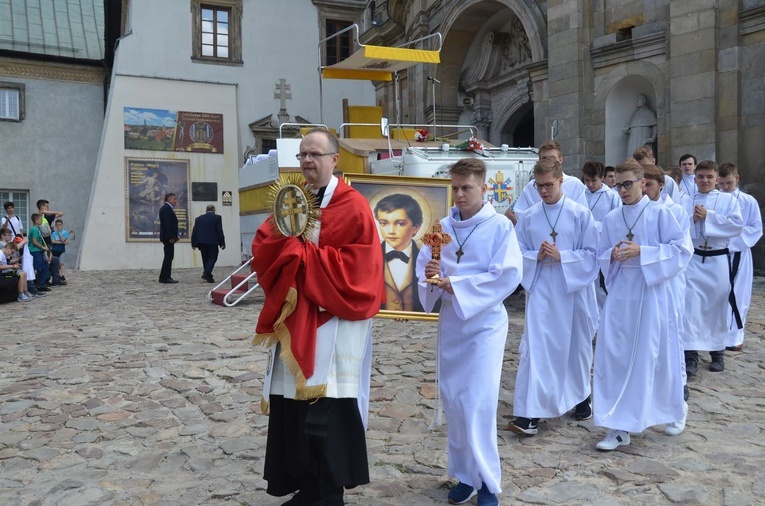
[
  {"xmin": 642, "ymin": 164, "xmax": 693, "ymax": 435},
  {"xmin": 506, "ymin": 139, "xmax": 588, "ymax": 225},
  {"xmin": 593, "ymin": 159, "xmax": 692, "ymax": 451},
  {"xmin": 417, "ymin": 158, "xmax": 523, "ymax": 506},
  {"xmin": 510, "ymin": 158, "xmax": 599, "ymax": 436},
  {"xmin": 681, "ymin": 161, "xmax": 743, "ymax": 375},
  {"xmin": 718, "ymin": 163, "xmax": 763, "ymax": 351},
  {"xmin": 679, "ymin": 154, "xmax": 698, "ymax": 196},
  {"xmin": 582, "ymin": 160, "xmax": 622, "ymax": 312},
  {"xmin": 633, "ymin": 145, "xmax": 682, "ymax": 201}
]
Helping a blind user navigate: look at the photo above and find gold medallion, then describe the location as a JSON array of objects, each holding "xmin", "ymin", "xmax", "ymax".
[{"xmin": 266, "ymin": 173, "xmax": 320, "ymax": 240}]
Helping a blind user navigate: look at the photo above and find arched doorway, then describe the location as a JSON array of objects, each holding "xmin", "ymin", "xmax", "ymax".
[{"xmin": 501, "ymin": 102, "xmax": 534, "ymax": 147}]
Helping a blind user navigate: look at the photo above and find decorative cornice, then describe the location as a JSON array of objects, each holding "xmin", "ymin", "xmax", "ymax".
[
  {"xmin": 590, "ymin": 31, "xmax": 665, "ymax": 70},
  {"xmin": 0, "ymin": 57, "xmax": 105, "ymax": 84},
  {"xmin": 740, "ymin": 6, "xmax": 765, "ymax": 37}
]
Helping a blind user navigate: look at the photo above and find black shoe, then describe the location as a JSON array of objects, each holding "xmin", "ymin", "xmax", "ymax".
[
  {"xmin": 725, "ymin": 344, "xmax": 743, "ymax": 352},
  {"xmin": 159, "ymin": 278, "xmax": 179, "ymax": 284},
  {"xmin": 683, "ymin": 384, "xmax": 689, "ymax": 402},
  {"xmin": 573, "ymin": 397, "xmax": 592, "ymax": 421},
  {"xmin": 37, "ymin": 285, "xmax": 51, "ymax": 292},
  {"xmin": 709, "ymin": 352, "xmax": 724, "ymax": 372},
  {"xmin": 508, "ymin": 417, "xmax": 539, "ymax": 435},
  {"xmin": 281, "ymin": 488, "xmax": 323, "ymax": 506},
  {"xmin": 685, "ymin": 351, "xmax": 698, "ymax": 377},
  {"xmin": 205, "ymin": 276, "xmax": 215, "ymax": 283}
]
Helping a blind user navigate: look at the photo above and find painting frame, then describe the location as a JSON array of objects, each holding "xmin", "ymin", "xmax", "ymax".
[
  {"xmin": 345, "ymin": 172, "xmax": 453, "ymax": 321},
  {"xmin": 125, "ymin": 157, "xmax": 192, "ymax": 242}
]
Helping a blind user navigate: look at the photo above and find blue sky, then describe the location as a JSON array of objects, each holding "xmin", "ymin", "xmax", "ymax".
[{"xmin": 124, "ymin": 108, "xmax": 178, "ymax": 127}]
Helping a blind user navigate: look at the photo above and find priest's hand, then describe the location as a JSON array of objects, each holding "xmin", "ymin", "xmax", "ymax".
[
  {"xmin": 436, "ymin": 277, "xmax": 454, "ymax": 294},
  {"xmin": 693, "ymin": 204, "xmax": 706, "ymax": 223},
  {"xmin": 424, "ymin": 259, "xmax": 441, "ymax": 280},
  {"xmin": 539, "ymin": 241, "xmax": 561, "ymax": 262}
]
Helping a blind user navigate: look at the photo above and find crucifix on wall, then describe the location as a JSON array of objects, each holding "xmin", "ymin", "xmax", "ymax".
[{"xmin": 274, "ymin": 78, "xmax": 292, "ymax": 124}]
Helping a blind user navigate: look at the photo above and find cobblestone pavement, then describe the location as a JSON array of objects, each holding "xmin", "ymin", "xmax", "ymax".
[{"xmin": 1, "ymin": 269, "xmax": 763, "ymax": 505}]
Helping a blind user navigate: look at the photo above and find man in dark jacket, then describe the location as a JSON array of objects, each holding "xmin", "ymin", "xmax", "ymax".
[
  {"xmin": 191, "ymin": 204, "xmax": 226, "ymax": 283},
  {"xmin": 159, "ymin": 193, "xmax": 179, "ymax": 283}
]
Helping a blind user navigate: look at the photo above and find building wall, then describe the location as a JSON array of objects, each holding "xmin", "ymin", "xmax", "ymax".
[{"xmin": 0, "ymin": 59, "xmax": 105, "ymax": 264}]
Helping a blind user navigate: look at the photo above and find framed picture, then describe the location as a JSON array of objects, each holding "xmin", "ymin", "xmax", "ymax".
[
  {"xmin": 125, "ymin": 157, "xmax": 191, "ymax": 242},
  {"xmin": 345, "ymin": 173, "xmax": 452, "ymax": 321}
]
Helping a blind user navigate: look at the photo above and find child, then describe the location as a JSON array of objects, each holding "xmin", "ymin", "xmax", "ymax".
[
  {"xmin": 510, "ymin": 157, "xmax": 599, "ymax": 436},
  {"xmin": 593, "ymin": 159, "xmax": 691, "ymax": 451},
  {"xmin": 51, "ymin": 219, "xmax": 69, "ymax": 285},
  {"xmin": 604, "ymin": 166, "xmax": 617, "ymax": 190},
  {"xmin": 681, "ymin": 161, "xmax": 743, "ymax": 374},
  {"xmin": 717, "ymin": 163, "xmax": 762, "ymax": 351},
  {"xmin": 417, "ymin": 158, "xmax": 522, "ymax": 506},
  {"xmin": 375, "ymin": 193, "xmax": 425, "ymax": 312},
  {"xmin": 28, "ymin": 213, "xmax": 51, "ymax": 292},
  {"xmin": 0, "ymin": 241, "xmax": 36, "ymax": 302}
]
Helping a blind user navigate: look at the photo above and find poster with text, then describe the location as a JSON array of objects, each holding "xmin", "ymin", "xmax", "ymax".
[
  {"xmin": 124, "ymin": 107, "xmax": 224, "ymax": 153},
  {"xmin": 126, "ymin": 158, "xmax": 191, "ymax": 242}
]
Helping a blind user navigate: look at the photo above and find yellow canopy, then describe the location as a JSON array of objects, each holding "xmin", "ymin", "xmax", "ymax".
[{"xmin": 322, "ymin": 44, "xmax": 441, "ymax": 81}]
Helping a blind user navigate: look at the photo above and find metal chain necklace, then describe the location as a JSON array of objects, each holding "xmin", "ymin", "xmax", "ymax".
[
  {"xmin": 542, "ymin": 196, "xmax": 566, "ymax": 242},
  {"xmin": 621, "ymin": 200, "xmax": 651, "ymax": 241},
  {"xmin": 451, "ymin": 220, "xmax": 485, "ymax": 263}
]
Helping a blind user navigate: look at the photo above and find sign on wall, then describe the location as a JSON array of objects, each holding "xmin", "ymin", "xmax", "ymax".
[
  {"xmin": 126, "ymin": 157, "xmax": 191, "ymax": 242},
  {"xmin": 124, "ymin": 107, "xmax": 224, "ymax": 153}
]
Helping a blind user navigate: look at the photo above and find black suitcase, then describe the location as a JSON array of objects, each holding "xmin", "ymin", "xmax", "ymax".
[{"xmin": 0, "ymin": 274, "xmax": 19, "ymax": 303}]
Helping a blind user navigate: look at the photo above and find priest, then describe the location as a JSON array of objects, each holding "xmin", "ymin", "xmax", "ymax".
[{"xmin": 252, "ymin": 129, "xmax": 385, "ymax": 506}]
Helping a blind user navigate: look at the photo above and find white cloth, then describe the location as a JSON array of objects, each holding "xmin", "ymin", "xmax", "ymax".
[
  {"xmin": 680, "ymin": 173, "xmax": 697, "ymax": 197},
  {"xmin": 594, "ymin": 196, "xmax": 691, "ymax": 433},
  {"xmin": 681, "ymin": 190, "xmax": 743, "ymax": 351},
  {"xmin": 264, "ymin": 176, "xmax": 375, "ymax": 427},
  {"xmin": 513, "ymin": 174, "xmax": 588, "ymax": 223},
  {"xmin": 726, "ymin": 189, "xmax": 763, "ymax": 347},
  {"xmin": 514, "ymin": 197, "xmax": 599, "ymax": 418},
  {"xmin": 662, "ymin": 175, "xmax": 682, "ymax": 201},
  {"xmin": 416, "ymin": 202, "xmax": 522, "ymax": 495},
  {"xmin": 586, "ymin": 185, "xmax": 622, "ymax": 312},
  {"xmin": 2, "ymin": 215, "xmax": 23, "ymax": 235}
]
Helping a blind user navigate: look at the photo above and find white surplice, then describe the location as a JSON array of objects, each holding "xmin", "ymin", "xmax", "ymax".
[
  {"xmin": 416, "ymin": 202, "xmax": 522, "ymax": 495},
  {"xmin": 662, "ymin": 175, "xmax": 682, "ymax": 201},
  {"xmin": 594, "ymin": 196, "xmax": 692, "ymax": 433},
  {"xmin": 514, "ymin": 197, "xmax": 599, "ymax": 418},
  {"xmin": 681, "ymin": 190, "xmax": 743, "ymax": 351},
  {"xmin": 586, "ymin": 185, "xmax": 622, "ymax": 311},
  {"xmin": 513, "ymin": 174, "xmax": 588, "ymax": 223},
  {"xmin": 726, "ymin": 189, "xmax": 763, "ymax": 347},
  {"xmin": 680, "ymin": 173, "xmax": 697, "ymax": 197}
]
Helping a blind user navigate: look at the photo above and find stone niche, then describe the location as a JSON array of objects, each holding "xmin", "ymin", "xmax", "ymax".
[{"xmin": 605, "ymin": 75, "xmax": 657, "ymax": 166}]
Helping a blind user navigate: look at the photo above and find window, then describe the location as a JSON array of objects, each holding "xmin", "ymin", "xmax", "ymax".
[
  {"xmin": 326, "ymin": 19, "xmax": 353, "ymax": 66},
  {"xmin": 0, "ymin": 83, "xmax": 24, "ymax": 122},
  {"xmin": 191, "ymin": 0, "xmax": 242, "ymax": 65},
  {"xmin": 0, "ymin": 191, "xmax": 30, "ymax": 232}
]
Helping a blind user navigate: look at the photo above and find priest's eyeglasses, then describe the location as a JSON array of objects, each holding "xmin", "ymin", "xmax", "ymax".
[
  {"xmin": 296, "ymin": 152, "xmax": 337, "ymax": 160},
  {"xmin": 614, "ymin": 179, "xmax": 640, "ymax": 191}
]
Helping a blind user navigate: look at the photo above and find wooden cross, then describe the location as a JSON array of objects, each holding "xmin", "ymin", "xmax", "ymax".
[
  {"xmin": 699, "ymin": 240, "xmax": 710, "ymax": 263},
  {"xmin": 550, "ymin": 230, "xmax": 558, "ymax": 242},
  {"xmin": 455, "ymin": 248, "xmax": 464, "ymax": 263},
  {"xmin": 422, "ymin": 223, "xmax": 452, "ymax": 261},
  {"xmin": 626, "ymin": 231, "xmax": 634, "ymax": 241},
  {"xmin": 277, "ymin": 186, "xmax": 306, "ymax": 236}
]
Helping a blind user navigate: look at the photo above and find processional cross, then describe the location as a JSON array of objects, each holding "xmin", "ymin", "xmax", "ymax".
[{"xmin": 422, "ymin": 223, "xmax": 453, "ymax": 284}]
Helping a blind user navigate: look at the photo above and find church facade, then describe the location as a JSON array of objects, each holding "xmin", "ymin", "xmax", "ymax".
[{"xmin": 360, "ymin": 0, "xmax": 765, "ymax": 268}]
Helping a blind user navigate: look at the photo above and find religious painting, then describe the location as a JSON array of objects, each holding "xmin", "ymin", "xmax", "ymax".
[
  {"xmin": 126, "ymin": 158, "xmax": 191, "ymax": 242},
  {"xmin": 345, "ymin": 173, "xmax": 452, "ymax": 321},
  {"xmin": 124, "ymin": 107, "xmax": 224, "ymax": 153}
]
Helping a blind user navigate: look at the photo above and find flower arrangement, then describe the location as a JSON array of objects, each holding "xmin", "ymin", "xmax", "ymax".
[
  {"xmin": 414, "ymin": 129, "xmax": 429, "ymax": 142},
  {"xmin": 456, "ymin": 136, "xmax": 484, "ymax": 152}
]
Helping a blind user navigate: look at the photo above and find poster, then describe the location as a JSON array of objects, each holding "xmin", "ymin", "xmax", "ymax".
[
  {"xmin": 126, "ymin": 158, "xmax": 191, "ymax": 242},
  {"xmin": 124, "ymin": 107, "xmax": 224, "ymax": 153}
]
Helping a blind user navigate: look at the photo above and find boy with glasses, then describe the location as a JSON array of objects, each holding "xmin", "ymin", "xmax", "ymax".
[
  {"xmin": 593, "ymin": 159, "xmax": 691, "ymax": 451},
  {"xmin": 510, "ymin": 157, "xmax": 599, "ymax": 436}
]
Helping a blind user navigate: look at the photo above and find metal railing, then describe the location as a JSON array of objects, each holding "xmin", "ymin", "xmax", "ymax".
[{"xmin": 207, "ymin": 258, "xmax": 260, "ymax": 307}]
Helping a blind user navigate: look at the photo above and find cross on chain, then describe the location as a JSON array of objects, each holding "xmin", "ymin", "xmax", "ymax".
[
  {"xmin": 551, "ymin": 230, "xmax": 558, "ymax": 242},
  {"xmin": 699, "ymin": 240, "xmax": 711, "ymax": 263},
  {"xmin": 277, "ymin": 187, "xmax": 306, "ymax": 235},
  {"xmin": 422, "ymin": 223, "xmax": 452, "ymax": 260},
  {"xmin": 626, "ymin": 231, "xmax": 633, "ymax": 241}
]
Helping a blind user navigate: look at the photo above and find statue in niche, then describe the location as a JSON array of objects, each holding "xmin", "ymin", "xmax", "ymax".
[
  {"xmin": 623, "ymin": 94, "xmax": 657, "ymax": 159},
  {"xmin": 501, "ymin": 19, "xmax": 531, "ymax": 71}
]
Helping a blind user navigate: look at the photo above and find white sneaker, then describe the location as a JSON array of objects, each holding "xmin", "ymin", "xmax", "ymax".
[
  {"xmin": 17, "ymin": 293, "xmax": 32, "ymax": 302},
  {"xmin": 665, "ymin": 401, "xmax": 688, "ymax": 436},
  {"xmin": 24, "ymin": 291, "xmax": 36, "ymax": 299},
  {"xmin": 596, "ymin": 429, "xmax": 630, "ymax": 451}
]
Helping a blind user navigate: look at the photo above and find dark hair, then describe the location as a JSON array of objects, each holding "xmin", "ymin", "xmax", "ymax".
[
  {"xmin": 581, "ymin": 160, "xmax": 605, "ymax": 178},
  {"xmin": 31, "ymin": 213, "xmax": 42, "ymax": 223},
  {"xmin": 695, "ymin": 160, "xmax": 718, "ymax": 174},
  {"xmin": 303, "ymin": 127, "xmax": 340, "ymax": 154},
  {"xmin": 718, "ymin": 162, "xmax": 737, "ymax": 178},
  {"xmin": 450, "ymin": 158, "xmax": 487, "ymax": 181},
  {"xmin": 54, "ymin": 218, "xmax": 63, "ymax": 225},
  {"xmin": 604, "ymin": 166, "xmax": 616, "ymax": 175},
  {"xmin": 0, "ymin": 227, "xmax": 11, "ymax": 236},
  {"xmin": 164, "ymin": 193, "xmax": 176, "ymax": 202},
  {"xmin": 667, "ymin": 166, "xmax": 683, "ymax": 185},
  {"xmin": 679, "ymin": 153, "xmax": 696, "ymax": 165},
  {"xmin": 36, "ymin": 199, "xmax": 49, "ymax": 210},
  {"xmin": 3, "ymin": 201, "xmax": 13, "ymax": 210},
  {"xmin": 374, "ymin": 194, "xmax": 423, "ymax": 227},
  {"xmin": 206, "ymin": 204, "xmax": 216, "ymax": 212}
]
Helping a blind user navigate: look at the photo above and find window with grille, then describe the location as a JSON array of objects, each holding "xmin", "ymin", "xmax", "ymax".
[
  {"xmin": 0, "ymin": 191, "xmax": 30, "ymax": 233},
  {"xmin": 326, "ymin": 19, "xmax": 353, "ymax": 66},
  {"xmin": 0, "ymin": 83, "xmax": 24, "ymax": 122}
]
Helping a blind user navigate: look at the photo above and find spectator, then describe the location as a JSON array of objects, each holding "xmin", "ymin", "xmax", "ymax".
[
  {"xmin": 28, "ymin": 213, "xmax": 51, "ymax": 292},
  {"xmin": 36, "ymin": 199, "xmax": 62, "ymax": 286},
  {"xmin": 51, "ymin": 219, "xmax": 70, "ymax": 285},
  {"xmin": 0, "ymin": 241, "xmax": 36, "ymax": 302}
]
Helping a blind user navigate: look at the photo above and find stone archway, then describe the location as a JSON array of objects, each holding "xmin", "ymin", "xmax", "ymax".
[{"xmin": 500, "ymin": 101, "xmax": 534, "ymax": 147}]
